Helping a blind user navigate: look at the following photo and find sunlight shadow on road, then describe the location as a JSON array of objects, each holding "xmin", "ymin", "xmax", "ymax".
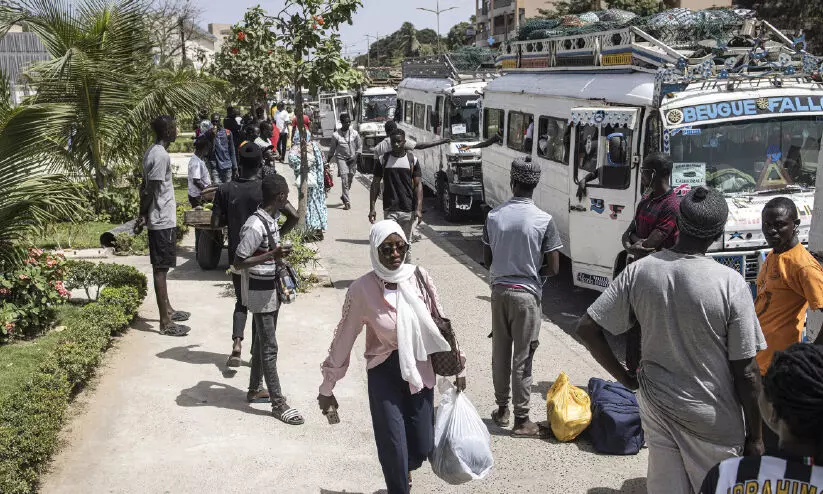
[
  {"xmin": 320, "ymin": 488, "xmax": 388, "ymax": 494},
  {"xmin": 175, "ymin": 380, "xmax": 270, "ymax": 417},
  {"xmin": 156, "ymin": 344, "xmax": 242, "ymax": 378},
  {"xmin": 587, "ymin": 477, "xmax": 647, "ymax": 493}
]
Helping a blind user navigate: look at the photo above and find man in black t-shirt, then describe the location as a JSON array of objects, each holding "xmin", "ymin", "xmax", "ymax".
[
  {"xmin": 211, "ymin": 143, "xmax": 265, "ymax": 373},
  {"xmin": 368, "ymin": 129, "xmax": 422, "ymax": 241}
]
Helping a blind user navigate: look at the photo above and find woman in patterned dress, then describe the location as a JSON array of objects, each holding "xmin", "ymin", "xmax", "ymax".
[{"xmin": 288, "ymin": 125, "xmax": 328, "ymax": 240}]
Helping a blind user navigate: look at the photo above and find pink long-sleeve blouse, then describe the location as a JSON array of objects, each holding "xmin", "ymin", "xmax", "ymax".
[{"xmin": 319, "ymin": 267, "xmax": 462, "ymax": 396}]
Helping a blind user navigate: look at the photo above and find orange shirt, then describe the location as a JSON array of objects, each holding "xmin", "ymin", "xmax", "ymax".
[{"xmin": 755, "ymin": 243, "xmax": 823, "ymax": 374}]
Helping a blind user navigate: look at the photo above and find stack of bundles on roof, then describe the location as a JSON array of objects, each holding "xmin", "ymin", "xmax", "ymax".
[
  {"xmin": 449, "ymin": 46, "xmax": 497, "ymax": 72},
  {"xmin": 514, "ymin": 8, "xmax": 759, "ymax": 49}
]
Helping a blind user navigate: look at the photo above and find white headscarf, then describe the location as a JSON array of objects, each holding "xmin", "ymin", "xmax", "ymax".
[{"xmin": 370, "ymin": 221, "xmax": 451, "ymax": 391}]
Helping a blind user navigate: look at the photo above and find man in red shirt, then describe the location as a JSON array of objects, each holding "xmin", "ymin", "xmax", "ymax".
[{"xmin": 621, "ymin": 152, "xmax": 681, "ymax": 374}]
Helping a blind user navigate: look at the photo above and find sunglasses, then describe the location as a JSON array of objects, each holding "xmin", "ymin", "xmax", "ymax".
[{"xmin": 378, "ymin": 242, "xmax": 409, "ymax": 257}]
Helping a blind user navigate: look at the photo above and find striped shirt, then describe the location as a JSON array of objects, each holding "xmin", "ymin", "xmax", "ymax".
[
  {"xmin": 235, "ymin": 208, "xmax": 281, "ymax": 313},
  {"xmin": 635, "ymin": 188, "xmax": 680, "ymax": 250},
  {"xmin": 700, "ymin": 456, "xmax": 823, "ymax": 494}
]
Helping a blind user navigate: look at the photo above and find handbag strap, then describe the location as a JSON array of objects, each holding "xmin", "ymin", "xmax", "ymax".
[
  {"xmin": 414, "ymin": 267, "xmax": 442, "ymax": 319},
  {"xmin": 254, "ymin": 212, "xmax": 277, "ymax": 254}
]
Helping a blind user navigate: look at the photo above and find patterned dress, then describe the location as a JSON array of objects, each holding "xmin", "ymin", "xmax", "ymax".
[{"xmin": 288, "ymin": 131, "xmax": 328, "ymax": 232}]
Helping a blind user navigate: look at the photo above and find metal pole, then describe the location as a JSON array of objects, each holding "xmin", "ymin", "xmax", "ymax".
[{"xmin": 437, "ymin": 0, "xmax": 441, "ymax": 55}]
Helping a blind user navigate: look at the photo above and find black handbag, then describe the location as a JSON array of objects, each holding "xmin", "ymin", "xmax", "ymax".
[{"xmin": 414, "ymin": 268, "xmax": 464, "ymax": 376}]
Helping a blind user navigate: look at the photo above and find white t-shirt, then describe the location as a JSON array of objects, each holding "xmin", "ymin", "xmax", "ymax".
[
  {"xmin": 275, "ymin": 110, "xmax": 289, "ymax": 132},
  {"xmin": 187, "ymin": 155, "xmax": 211, "ymax": 197},
  {"xmin": 525, "ymin": 122, "xmax": 534, "ymax": 139}
]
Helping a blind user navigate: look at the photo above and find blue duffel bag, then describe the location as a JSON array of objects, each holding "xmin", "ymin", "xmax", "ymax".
[{"xmin": 587, "ymin": 378, "xmax": 644, "ymax": 455}]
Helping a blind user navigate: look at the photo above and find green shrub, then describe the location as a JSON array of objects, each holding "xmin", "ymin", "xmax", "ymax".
[
  {"xmin": 98, "ymin": 286, "xmax": 141, "ymax": 321},
  {"xmin": 0, "ymin": 260, "xmax": 146, "ymax": 493},
  {"xmin": 0, "ymin": 249, "xmax": 70, "ymax": 342},
  {"xmin": 175, "ymin": 204, "xmax": 190, "ymax": 242},
  {"xmin": 64, "ymin": 260, "xmax": 148, "ymax": 301}
]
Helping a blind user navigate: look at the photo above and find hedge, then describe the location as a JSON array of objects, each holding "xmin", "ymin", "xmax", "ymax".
[{"xmin": 0, "ymin": 263, "xmax": 146, "ymax": 494}]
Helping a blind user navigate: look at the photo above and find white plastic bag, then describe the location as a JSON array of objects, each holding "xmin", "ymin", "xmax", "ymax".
[{"xmin": 430, "ymin": 379, "xmax": 494, "ymax": 485}]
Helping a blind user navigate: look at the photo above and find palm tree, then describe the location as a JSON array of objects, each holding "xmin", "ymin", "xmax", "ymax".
[
  {"xmin": 0, "ymin": 0, "xmax": 224, "ymax": 202},
  {"xmin": 0, "ymin": 74, "xmax": 83, "ymax": 265}
]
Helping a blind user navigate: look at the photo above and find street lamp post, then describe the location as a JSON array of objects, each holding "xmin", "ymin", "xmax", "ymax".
[{"xmin": 417, "ymin": 0, "xmax": 458, "ymax": 55}]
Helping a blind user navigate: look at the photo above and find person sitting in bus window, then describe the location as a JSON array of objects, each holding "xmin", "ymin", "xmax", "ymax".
[{"xmin": 523, "ymin": 117, "xmax": 534, "ymax": 153}]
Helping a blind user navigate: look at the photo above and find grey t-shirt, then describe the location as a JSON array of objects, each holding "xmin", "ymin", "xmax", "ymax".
[
  {"xmin": 482, "ymin": 197, "xmax": 563, "ymax": 298},
  {"xmin": 142, "ymin": 144, "xmax": 176, "ymax": 230},
  {"xmin": 587, "ymin": 250, "xmax": 766, "ymax": 445},
  {"xmin": 373, "ymin": 137, "xmax": 415, "ymax": 162}
]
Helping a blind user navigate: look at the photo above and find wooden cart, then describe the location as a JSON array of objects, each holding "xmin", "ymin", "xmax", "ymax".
[{"xmin": 182, "ymin": 187, "xmax": 224, "ymax": 270}]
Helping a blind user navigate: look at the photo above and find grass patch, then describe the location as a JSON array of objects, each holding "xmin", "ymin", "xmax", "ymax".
[
  {"xmin": 33, "ymin": 222, "xmax": 118, "ymax": 250},
  {"xmin": 0, "ymin": 305, "xmax": 82, "ymax": 403},
  {"xmin": 174, "ymin": 176, "xmax": 190, "ymax": 205}
]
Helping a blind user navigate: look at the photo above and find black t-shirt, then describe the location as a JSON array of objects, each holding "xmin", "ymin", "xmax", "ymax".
[
  {"xmin": 224, "ymin": 117, "xmax": 242, "ymax": 140},
  {"xmin": 375, "ymin": 151, "xmax": 420, "ymax": 213},
  {"xmin": 212, "ymin": 177, "xmax": 262, "ymax": 263}
]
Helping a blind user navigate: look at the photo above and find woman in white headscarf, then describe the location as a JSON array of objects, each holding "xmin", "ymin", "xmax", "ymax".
[{"xmin": 318, "ymin": 220, "xmax": 466, "ymax": 493}]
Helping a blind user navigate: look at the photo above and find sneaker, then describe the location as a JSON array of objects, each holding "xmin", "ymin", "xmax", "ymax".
[{"xmin": 160, "ymin": 324, "xmax": 190, "ymax": 337}]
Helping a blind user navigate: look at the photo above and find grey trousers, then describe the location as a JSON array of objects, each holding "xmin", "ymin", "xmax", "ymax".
[
  {"xmin": 384, "ymin": 210, "xmax": 415, "ymax": 243},
  {"xmin": 639, "ymin": 391, "xmax": 741, "ymax": 494},
  {"xmin": 337, "ymin": 158, "xmax": 355, "ymax": 205},
  {"xmin": 491, "ymin": 285, "xmax": 541, "ymax": 418},
  {"xmin": 249, "ymin": 311, "xmax": 286, "ymax": 408}
]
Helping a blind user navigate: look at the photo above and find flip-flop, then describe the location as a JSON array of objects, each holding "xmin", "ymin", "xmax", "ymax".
[
  {"xmin": 171, "ymin": 310, "xmax": 190, "ymax": 322},
  {"xmin": 160, "ymin": 324, "xmax": 190, "ymax": 337}
]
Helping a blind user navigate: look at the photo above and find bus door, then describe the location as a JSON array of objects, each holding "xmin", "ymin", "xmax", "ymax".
[{"xmin": 567, "ymin": 107, "xmax": 640, "ymax": 291}]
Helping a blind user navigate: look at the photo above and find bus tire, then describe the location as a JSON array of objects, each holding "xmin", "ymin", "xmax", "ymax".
[
  {"xmin": 197, "ymin": 229, "xmax": 223, "ymax": 270},
  {"xmin": 437, "ymin": 182, "xmax": 459, "ymax": 222}
]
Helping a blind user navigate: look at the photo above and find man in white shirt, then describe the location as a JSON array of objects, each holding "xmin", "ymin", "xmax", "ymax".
[
  {"xmin": 274, "ymin": 102, "xmax": 290, "ymax": 162},
  {"xmin": 187, "ymin": 137, "xmax": 212, "ymax": 207},
  {"xmin": 327, "ymin": 113, "xmax": 361, "ymax": 210}
]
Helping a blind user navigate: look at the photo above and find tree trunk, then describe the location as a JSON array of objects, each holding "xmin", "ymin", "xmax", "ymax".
[{"xmin": 295, "ymin": 82, "xmax": 309, "ymax": 229}]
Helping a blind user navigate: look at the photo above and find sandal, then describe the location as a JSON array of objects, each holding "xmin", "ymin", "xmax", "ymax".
[
  {"xmin": 273, "ymin": 405, "xmax": 304, "ymax": 425},
  {"xmin": 247, "ymin": 389, "xmax": 270, "ymax": 403},
  {"xmin": 160, "ymin": 324, "xmax": 190, "ymax": 337},
  {"xmin": 226, "ymin": 351, "xmax": 242, "ymax": 368},
  {"xmin": 511, "ymin": 419, "xmax": 550, "ymax": 438},
  {"xmin": 491, "ymin": 407, "xmax": 511, "ymax": 427},
  {"xmin": 171, "ymin": 310, "xmax": 190, "ymax": 322}
]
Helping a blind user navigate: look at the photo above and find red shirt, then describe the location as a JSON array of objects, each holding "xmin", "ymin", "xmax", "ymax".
[
  {"xmin": 635, "ymin": 188, "xmax": 680, "ymax": 250},
  {"xmin": 269, "ymin": 127, "xmax": 280, "ymax": 150}
]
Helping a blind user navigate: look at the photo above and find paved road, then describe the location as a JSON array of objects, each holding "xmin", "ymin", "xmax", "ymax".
[{"xmin": 41, "ymin": 168, "xmax": 646, "ymax": 493}]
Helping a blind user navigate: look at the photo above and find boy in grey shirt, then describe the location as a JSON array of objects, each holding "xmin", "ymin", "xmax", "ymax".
[
  {"xmin": 577, "ymin": 187, "xmax": 766, "ymax": 494},
  {"xmin": 136, "ymin": 115, "xmax": 190, "ymax": 337}
]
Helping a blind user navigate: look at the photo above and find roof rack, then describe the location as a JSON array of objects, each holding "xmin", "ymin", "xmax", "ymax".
[
  {"xmin": 496, "ymin": 18, "xmax": 823, "ymax": 87},
  {"xmin": 402, "ymin": 53, "xmax": 497, "ymax": 83}
]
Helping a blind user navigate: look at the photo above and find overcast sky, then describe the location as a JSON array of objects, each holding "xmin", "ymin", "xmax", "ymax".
[{"xmin": 200, "ymin": 0, "xmax": 476, "ymax": 58}]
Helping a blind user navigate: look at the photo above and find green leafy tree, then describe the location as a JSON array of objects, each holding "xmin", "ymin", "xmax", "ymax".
[
  {"xmin": 210, "ymin": 7, "xmax": 292, "ymax": 113},
  {"xmin": 269, "ymin": 0, "xmax": 364, "ymax": 225},
  {"xmin": 446, "ymin": 21, "xmax": 473, "ymax": 50},
  {"xmin": 0, "ymin": 0, "xmax": 224, "ymax": 211},
  {"xmin": 538, "ymin": 0, "xmax": 661, "ymax": 17}
]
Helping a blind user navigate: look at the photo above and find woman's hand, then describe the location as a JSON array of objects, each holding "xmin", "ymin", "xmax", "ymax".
[{"xmin": 317, "ymin": 393, "xmax": 338, "ymax": 412}]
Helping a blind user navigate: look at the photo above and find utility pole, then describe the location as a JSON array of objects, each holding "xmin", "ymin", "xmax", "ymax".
[
  {"xmin": 417, "ymin": 0, "xmax": 458, "ymax": 54},
  {"xmin": 365, "ymin": 34, "xmax": 379, "ymax": 67}
]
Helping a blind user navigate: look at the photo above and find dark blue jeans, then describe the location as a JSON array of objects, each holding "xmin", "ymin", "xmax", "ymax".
[
  {"xmin": 249, "ymin": 310, "xmax": 284, "ymax": 408},
  {"xmin": 367, "ymin": 351, "xmax": 434, "ymax": 494}
]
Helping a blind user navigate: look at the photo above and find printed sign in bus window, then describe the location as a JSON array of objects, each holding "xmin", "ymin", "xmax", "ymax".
[{"xmin": 672, "ymin": 162, "xmax": 707, "ymax": 196}]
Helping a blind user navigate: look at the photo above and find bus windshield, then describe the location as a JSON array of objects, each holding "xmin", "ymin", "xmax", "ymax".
[
  {"xmin": 360, "ymin": 95, "xmax": 396, "ymax": 123},
  {"xmin": 446, "ymin": 96, "xmax": 481, "ymax": 141},
  {"xmin": 668, "ymin": 117, "xmax": 821, "ymax": 196}
]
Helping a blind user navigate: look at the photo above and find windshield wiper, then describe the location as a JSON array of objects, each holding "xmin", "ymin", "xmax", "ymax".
[{"xmin": 756, "ymin": 184, "xmax": 805, "ymax": 195}]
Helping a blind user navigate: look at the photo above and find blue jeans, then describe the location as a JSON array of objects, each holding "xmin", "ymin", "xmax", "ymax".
[
  {"xmin": 368, "ymin": 351, "xmax": 434, "ymax": 494},
  {"xmin": 212, "ymin": 167, "xmax": 232, "ymax": 185}
]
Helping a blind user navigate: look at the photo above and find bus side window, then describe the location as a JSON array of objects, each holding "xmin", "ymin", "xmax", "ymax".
[
  {"xmin": 484, "ymin": 108, "xmax": 504, "ymax": 139},
  {"xmin": 435, "ymin": 96, "xmax": 444, "ymax": 136},
  {"xmin": 396, "ymin": 100, "xmax": 403, "ymax": 122},
  {"xmin": 507, "ymin": 111, "xmax": 534, "ymax": 153},
  {"xmin": 537, "ymin": 116, "xmax": 570, "ymax": 165},
  {"xmin": 404, "ymin": 101, "xmax": 413, "ymax": 124},
  {"xmin": 413, "ymin": 103, "xmax": 426, "ymax": 129},
  {"xmin": 426, "ymin": 105, "xmax": 433, "ymax": 131},
  {"xmin": 576, "ymin": 125, "xmax": 599, "ymax": 175}
]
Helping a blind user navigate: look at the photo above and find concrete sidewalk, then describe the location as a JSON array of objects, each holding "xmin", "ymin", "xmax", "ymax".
[{"xmin": 41, "ymin": 170, "xmax": 647, "ymax": 493}]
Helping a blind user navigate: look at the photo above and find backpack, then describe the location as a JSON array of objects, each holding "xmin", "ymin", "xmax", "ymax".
[{"xmin": 587, "ymin": 378, "xmax": 644, "ymax": 455}]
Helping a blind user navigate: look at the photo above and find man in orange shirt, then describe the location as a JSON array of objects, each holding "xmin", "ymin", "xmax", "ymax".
[{"xmin": 755, "ymin": 197, "xmax": 823, "ymax": 452}]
